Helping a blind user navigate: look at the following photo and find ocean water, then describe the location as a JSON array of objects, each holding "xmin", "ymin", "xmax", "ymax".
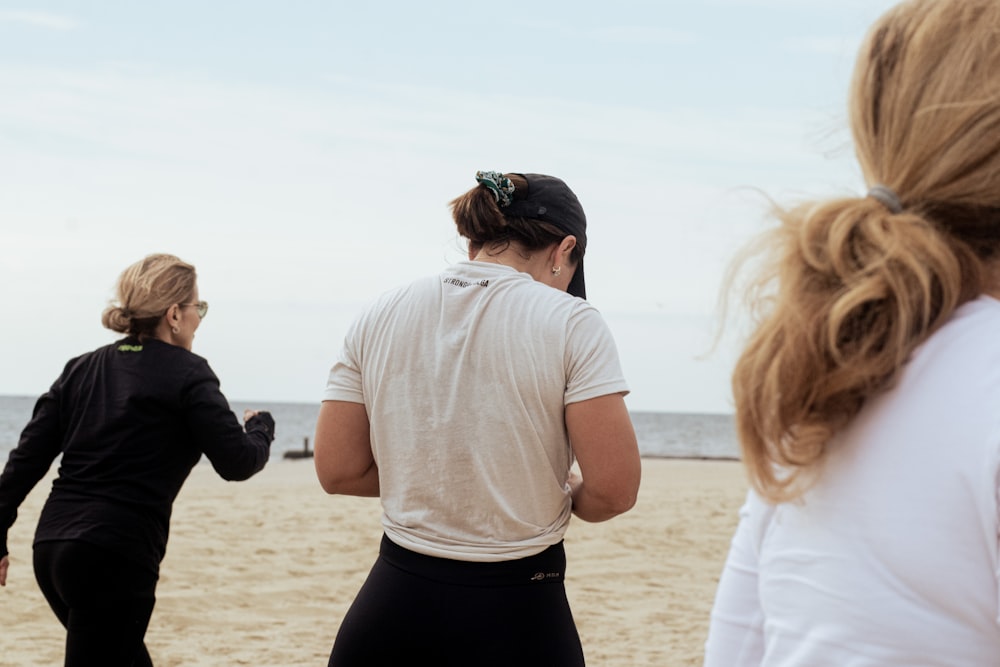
[{"xmin": 0, "ymin": 395, "xmax": 739, "ymax": 463}]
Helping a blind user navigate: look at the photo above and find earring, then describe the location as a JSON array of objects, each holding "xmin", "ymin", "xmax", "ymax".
[
  {"xmin": 171, "ymin": 326, "xmax": 180, "ymax": 334},
  {"xmin": 552, "ymin": 266, "xmax": 562, "ymax": 276}
]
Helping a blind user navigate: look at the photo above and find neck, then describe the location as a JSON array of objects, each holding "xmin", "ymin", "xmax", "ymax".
[{"xmin": 473, "ymin": 243, "xmax": 533, "ymax": 271}]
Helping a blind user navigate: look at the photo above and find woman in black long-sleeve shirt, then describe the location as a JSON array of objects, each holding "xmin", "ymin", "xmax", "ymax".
[{"xmin": 0, "ymin": 253, "xmax": 274, "ymax": 666}]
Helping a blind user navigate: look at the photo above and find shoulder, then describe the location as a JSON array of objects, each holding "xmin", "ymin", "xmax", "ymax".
[
  {"xmin": 914, "ymin": 296, "xmax": 1000, "ymax": 370},
  {"xmin": 946, "ymin": 295, "xmax": 1000, "ymax": 338},
  {"xmin": 351, "ymin": 274, "xmax": 442, "ymax": 324},
  {"xmin": 358, "ymin": 274, "xmax": 438, "ymax": 308},
  {"xmin": 562, "ymin": 297, "xmax": 614, "ymax": 336},
  {"xmin": 58, "ymin": 339, "xmax": 131, "ymax": 377},
  {"xmin": 115, "ymin": 338, "xmax": 217, "ymax": 386}
]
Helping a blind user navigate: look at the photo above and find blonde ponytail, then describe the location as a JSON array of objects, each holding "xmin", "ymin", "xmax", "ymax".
[
  {"xmin": 732, "ymin": 0, "xmax": 1000, "ymax": 501},
  {"xmin": 733, "ymin": 197, "xmax": 981, "ymax": 501}
]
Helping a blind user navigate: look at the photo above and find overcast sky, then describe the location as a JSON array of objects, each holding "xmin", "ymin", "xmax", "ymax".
[{"xmin": 0, "ymin": 0, "xmax": 901, "ymax": 413}]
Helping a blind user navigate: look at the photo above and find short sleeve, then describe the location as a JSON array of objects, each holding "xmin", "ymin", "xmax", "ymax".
[
  {"xmin": 323, "ymin": 314, "xmax": 365, "ymax": 404},
  {"xmin": 564, "ymin": 305, "xmax": 629, "ymax": 405}
]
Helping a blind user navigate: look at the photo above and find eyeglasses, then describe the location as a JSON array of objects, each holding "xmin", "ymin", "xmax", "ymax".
[{"xmin": 180, "ymin": 301, "xmax": 209, "ymax": 318}]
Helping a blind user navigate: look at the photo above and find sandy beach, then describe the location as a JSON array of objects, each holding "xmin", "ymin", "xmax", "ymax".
[{"xmin": 3, "ymin": 458, "xmax": 748, "ymax": 666}]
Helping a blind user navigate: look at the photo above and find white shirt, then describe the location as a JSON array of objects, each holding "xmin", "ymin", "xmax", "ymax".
[
  {"xmin": 324, "ymin": 261, "xmax": 629, "ymax": 561},
  {"xmin": 705, "ymin": 296, "xmax": 1000, "ymax": 666}
]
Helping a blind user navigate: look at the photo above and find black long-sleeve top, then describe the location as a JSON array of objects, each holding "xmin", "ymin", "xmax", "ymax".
[{"xmin": 0, "ymin": 336, "xmax": 274, "ymax": 574}]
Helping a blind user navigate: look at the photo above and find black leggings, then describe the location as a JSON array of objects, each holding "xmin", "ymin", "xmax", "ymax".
[
  {"xmin": 328, "ymin": 535, "xmax": 585, "ymax": 667},
  {"xmin": 33, "ymin": 540, "xmax": 158, "ymax": 667}
]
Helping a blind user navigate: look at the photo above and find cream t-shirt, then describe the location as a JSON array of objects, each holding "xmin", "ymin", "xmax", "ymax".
[{"xmin": 324, "ymin": 261, "xmax": 629, "ymax": 561}]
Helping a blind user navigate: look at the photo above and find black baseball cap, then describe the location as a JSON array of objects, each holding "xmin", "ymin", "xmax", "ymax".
[{"xmin": 502, "ymin": 173, "xmax": 588, "ymax": 299}]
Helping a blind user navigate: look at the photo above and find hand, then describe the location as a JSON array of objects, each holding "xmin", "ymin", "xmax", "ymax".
[
  {"xmin": 243, "ymin": 409, "xmax": 259, "ymax": 422},
  {"xmin": 1, "ymin": 555, "xmax": 9, "ymax": 587}
]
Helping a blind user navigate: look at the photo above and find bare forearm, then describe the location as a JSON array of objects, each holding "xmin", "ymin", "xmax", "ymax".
[
  {"xmin": 320, "ymin": 461, "xmax": 380, "ymax": 497},
  {"xmin": 565, "ymin": 394, "xmax": 642, "ymax": 522},
  {"xmin": 570, "ymin": 478, "xmax": 637, "ymax": 522}
]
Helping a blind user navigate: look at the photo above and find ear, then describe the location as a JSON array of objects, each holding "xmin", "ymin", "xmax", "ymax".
[
  {"xmin": 165, "ymin": 303, "xmax": 182, "ymax": 325},
  {"xmin": 551, "ymin": 236, "xmax": 577, "ymax": 267}
]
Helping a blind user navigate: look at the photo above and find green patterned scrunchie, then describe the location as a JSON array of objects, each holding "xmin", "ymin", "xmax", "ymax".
[{"xmin": 475, "ymin": 170, "xmax": 515, "ymax": 207}]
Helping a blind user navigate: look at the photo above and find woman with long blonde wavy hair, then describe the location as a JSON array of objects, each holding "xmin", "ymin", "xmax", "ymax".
[{"xmin": 704, "ymin": 1, "xmax": 1000, "ymax": 664}]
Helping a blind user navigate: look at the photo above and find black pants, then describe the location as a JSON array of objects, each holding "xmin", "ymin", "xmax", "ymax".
[
  {"xmin": 328, "ymin": 535, "xmax": 585, "ymax": 667},
  {"xmin": 33, "ymin": 540, "xmax": 158, "ymax": 667}
]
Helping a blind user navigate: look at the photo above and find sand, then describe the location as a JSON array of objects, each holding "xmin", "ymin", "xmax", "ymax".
[{"xmin": 2, "ymin": 458, "xmax": 748, "ymax": 666}]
